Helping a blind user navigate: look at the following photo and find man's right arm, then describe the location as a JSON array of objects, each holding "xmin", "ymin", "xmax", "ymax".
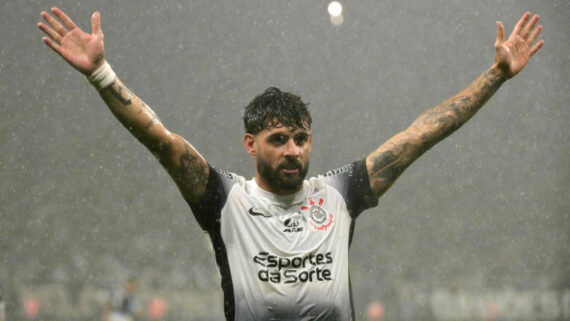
[
  {"xmin": 38, "ymin": 7, "xmax": 209, "ymax": 203},
  {"xmin": 99, "ymin": 77, "xmax": 209, "ymax": 203}
]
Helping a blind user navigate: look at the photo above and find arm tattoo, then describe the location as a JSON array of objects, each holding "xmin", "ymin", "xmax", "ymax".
[
  {"xmin": 370, "ymin": 143, "xmax": 415, "ymax": 181},
  {"xmin": 411, "ymin": 68, "xmax": 505, "ymax": 151},
  {"xmin": 176, "ymin": 145, "xmax": 208, "ymax": 194},
  {"xmin": 109, "ymin": 80, "xmax": 133, "ymax": 105},
  {"xmin": 414, "ymin": 96, "xmax": 472, "ymax": 150},
  {"xmin": 369, "ymin": 68, "xmax": 506, "ymax": 194},
  {"xmin": 144, "ymin": 118, "xmax": 157, "ymax": 130},
  {"xmin": 137, "ymin": 104, "xmax": 162, "ymax": 130}
]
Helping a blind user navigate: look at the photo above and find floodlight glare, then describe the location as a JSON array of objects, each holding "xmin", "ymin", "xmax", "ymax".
[{"xmin": 328, "ymin": 1, "xmax": 343, "ymax": 17}]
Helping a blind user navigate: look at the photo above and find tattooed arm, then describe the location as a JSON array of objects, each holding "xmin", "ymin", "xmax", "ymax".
[
  {"xmin": 38, "ymin": 8, "xmax": 208, "ymax": 203},
  {"xmin": 99, "ymin": 79, "xmax": 209, "ymax": 203},
  {"xmin": 366, "ymin": 12, "xmax": 543, "ymax": 198},
  {"xmin": 366, "ymin": 68, "xmax": 506, "ymax": 197}
]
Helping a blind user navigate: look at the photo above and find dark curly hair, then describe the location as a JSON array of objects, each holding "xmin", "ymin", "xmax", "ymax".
[{"xmin": 243, "ymin": 87, "xmax": 312, "ymax": 134}]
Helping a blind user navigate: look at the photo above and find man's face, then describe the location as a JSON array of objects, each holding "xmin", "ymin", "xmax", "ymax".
[{"xmin": 245, "ymin": 124, "xmax": 312, "ymax": 195}]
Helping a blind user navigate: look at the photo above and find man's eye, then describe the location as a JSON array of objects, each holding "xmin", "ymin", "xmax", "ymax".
[
  {"xmin": 270, "ymin": 135, "xmax": 288, "ymax": 145},
  {"xmin": 294, "ymin": 135, "xmax": 308, "ymax": 145}
]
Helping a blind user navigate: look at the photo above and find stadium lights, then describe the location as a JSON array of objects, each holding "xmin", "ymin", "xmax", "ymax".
[{"xmin": 328, "ymin": 1, "xmax": 344, "ymax": 26}]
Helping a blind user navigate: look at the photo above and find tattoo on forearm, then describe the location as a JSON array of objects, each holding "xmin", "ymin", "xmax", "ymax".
[
  {"xmin": 411, "ymin": 68, "xmax": 505, "ymax": 150},
  {"xmin": 137, "ymin": 104, "xmax": 162, "ymax": 130},
  {"xmin": 414, "ymin": 96, "xmax": 471, "ymax": 150},
  {"xmin": 177, "ymin": 145, "xmax": 208, "ymax": 192},
  {"xmin": 368, "ymin": 69, "xmax": 506, "ymax": 195},
  {"xmin": 144, "ymin": 118, "xmax": 157, "ymax": 130},
  {"xmin": 370, "ymin": 143, "xmax": 415, "ymax": 181},
  {"xmin": 109, "ymin": 80, "xmax": 133, "ymax": 105}
]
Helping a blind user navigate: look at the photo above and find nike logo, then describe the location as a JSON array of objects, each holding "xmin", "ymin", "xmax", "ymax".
[{"xmin": 248, "ymin": 207, "xmax": 271, "ymax": 218}]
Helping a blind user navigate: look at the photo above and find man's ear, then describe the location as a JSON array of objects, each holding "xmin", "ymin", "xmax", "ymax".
[{"xmin": 243, "ymin": 133, "xmax": 256, "ymax": 156}]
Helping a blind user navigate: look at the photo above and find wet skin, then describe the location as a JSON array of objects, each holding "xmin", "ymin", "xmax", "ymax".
[{"xmin": 244, "ymin": 124, "xmax": 312, "ymax": 195}]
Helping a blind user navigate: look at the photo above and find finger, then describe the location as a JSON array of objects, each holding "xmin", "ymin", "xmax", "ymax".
[
  {"xmin": 513, "ymin": 11, "xmax": 531, "ymax": 36},
  {"xmin": 42, "ymin": 36, "xmax": 63, "ymax": 56},
  {"xmin": 529, "ymin": 39, "xmax": 544, "ymax": 57},
  {"xmin": 51, "ymin": 7, "xmax": 78, "ymax": 31},
  {"xmin": 521, "ymin": 14, "xmax": 539, "ymax": 38},
  {"xmin": 91, "ymin": 11, "xmax": 101, "ymax": 35},
  {"xmin": 496, "ymin": 21, "xmax": 505, "ymax": 45},
  {"xmin": 37, "ymin": 22, "xmax": 63, "ymax": 44},
  {"xmin": 527, "ymin": 24, "xmax": 543, "ymax": 45},
  {"xmin": 41, "ymin": 10, "xmax": 67, "ymax": 37}
]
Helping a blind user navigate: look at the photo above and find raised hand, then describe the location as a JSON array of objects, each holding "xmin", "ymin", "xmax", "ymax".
[
  {"xmin": 494, "ymin": 12, "xmax": 544, "ymax": 79},
  {"xmin": 38, "ymin": 7, "xmax": 105, "ymax": 75}
]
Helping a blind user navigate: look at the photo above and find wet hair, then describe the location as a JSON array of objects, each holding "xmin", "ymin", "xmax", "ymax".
[{"xmin": 243, "ymin": 87, "xmax": 312, "ymax": 134}]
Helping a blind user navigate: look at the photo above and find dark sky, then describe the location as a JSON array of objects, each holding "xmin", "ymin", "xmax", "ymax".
[{"xmin": 1, "ymin": 0, "xmax": 568, "ymax": 319}]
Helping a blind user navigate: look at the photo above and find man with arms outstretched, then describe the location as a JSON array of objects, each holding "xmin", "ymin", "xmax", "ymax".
[{"xmin": 38, "ymin": 7, "xmax": 543, "ymax": 321}]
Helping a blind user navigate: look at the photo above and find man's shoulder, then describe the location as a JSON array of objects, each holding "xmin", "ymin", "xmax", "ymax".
[
  {"xmin": 323, "ymin": 162, "xmax": 357, "ymax": 178},
  {"xmin": 310, "ymin": 161, "xmax": 361, "ymax": 184},
  {"xmin": 210, "ymin": 167, "xmax": 247, "ymax": 185}
]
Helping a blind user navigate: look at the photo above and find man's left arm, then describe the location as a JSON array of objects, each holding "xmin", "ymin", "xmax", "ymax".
[{"xmin": 366, "ymin": 12, "xmax": 543, "ymax": 198}]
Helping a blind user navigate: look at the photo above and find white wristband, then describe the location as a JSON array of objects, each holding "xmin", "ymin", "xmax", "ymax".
[{"xmin": 87, "ymin": 61, "xmax": 116, "ymax": 90}]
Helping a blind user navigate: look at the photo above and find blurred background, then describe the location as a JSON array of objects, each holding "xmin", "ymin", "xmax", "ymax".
[{"xmin": 1, "ymin": 0, "xmax": 568, "ymax": 320}]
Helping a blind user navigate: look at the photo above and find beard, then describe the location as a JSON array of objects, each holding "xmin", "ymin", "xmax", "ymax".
[{"xmin": 257, "ymin": 155, "xmax": 309, "ymax": 194}]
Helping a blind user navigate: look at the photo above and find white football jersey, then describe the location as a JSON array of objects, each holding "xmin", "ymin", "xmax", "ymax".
[{"xmin": 189, "ymin": 160, "xmax": 378, "ymax": 321}]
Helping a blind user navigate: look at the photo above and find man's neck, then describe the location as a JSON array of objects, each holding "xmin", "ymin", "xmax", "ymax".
[{"xmin": 254, "ymin": 175, "xmax": 303, "ymax": 196}]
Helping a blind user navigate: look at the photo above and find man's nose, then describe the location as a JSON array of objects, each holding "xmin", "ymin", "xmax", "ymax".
[{"xmin": 284, "ymin": 139, "xmax": 300, "ymax": 157}]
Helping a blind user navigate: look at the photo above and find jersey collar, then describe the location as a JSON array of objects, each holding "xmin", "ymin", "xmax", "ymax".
[{"xmin": 249, "ymin": 178, "xmax": 308, "ymax": 208}]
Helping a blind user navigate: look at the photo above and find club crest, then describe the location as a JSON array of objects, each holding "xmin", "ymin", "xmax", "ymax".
[{"xmin": 301, "ymin": 197, "xmax": 334, "ymax": 231}]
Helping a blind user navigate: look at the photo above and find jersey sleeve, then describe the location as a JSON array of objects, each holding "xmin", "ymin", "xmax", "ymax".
[
  {"xmin": 188, "ymin": 165, "xmax": 240, "ymax": 231},
  {"xmin": 323, "ymin": 158, "xmax": 378, "ymax": 219}
]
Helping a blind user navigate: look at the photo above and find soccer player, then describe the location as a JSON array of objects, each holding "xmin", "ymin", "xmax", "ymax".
[
  {"xmin": 38, "ymin": 7, "xmax": 543, "ymax": 321},
  {"xmin": 102, "ymin": 277, "xmax": 140, "ymax": 321}
]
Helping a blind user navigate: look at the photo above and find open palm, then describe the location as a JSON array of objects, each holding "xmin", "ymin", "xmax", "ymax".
[
  {"xmin": 495, "ymin": 12, "xmax": 543, "ymax": 79},
  {"xmin": 38, "ymin": 7, "xmax": 105, "ymax": 75}
]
